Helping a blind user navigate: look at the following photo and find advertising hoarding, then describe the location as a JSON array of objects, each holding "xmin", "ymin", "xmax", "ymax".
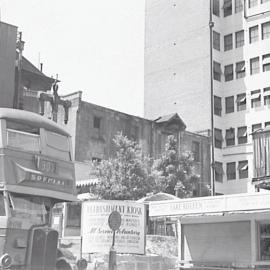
[{"xmin": 81, "ymin": 200, "xmax": 145, "ymax": 254}]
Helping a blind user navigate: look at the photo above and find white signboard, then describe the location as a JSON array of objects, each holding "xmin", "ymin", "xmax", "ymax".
[
  {"xmin": 149, "ymin": 193, "xmax": 270, "ymax": 217},
  {"xmin": 81, "ymin": 200, "xmax": 145, "ymax": 254}
]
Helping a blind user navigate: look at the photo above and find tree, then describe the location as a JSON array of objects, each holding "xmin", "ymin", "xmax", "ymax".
[
  {"xmin": 92, "ymin": 132, "xmax": 154, "ymax": 200},
  {"xmin": 151, "ymin": 135, "xmax": 200, "ymax": 198}
]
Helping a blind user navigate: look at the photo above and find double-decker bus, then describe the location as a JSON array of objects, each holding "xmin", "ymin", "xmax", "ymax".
[{"xmin": 0, "ymin": 108, "xmax": 77, "ymax": 270}]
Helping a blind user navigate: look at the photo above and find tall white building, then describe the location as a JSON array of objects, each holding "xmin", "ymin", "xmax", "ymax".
[{"xmin": 144, "ymin": 0, "xmax": 270, "ymax": 194}]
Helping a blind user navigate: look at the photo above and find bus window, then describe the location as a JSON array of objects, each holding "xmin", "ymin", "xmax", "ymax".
[
  {"xmin": 44, "ymin": 131, "xmax": 71, "ymax": 161},
  {"xmin": 9, "ymin": 194, "xmax": 50, "ymax": 225},
  {"xmin": 7, "ymin": 129, "xmax": 40, "ymax": 153},
  {"xmin": 0, "ymin": 193, "xmax": 6, "ymax": 216},
  {"xmin": 6, "ymin": 121, "xmax": 39, "ymax": 134}
]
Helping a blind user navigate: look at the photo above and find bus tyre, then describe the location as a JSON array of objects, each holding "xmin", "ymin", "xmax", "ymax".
[
  {"xmin": 56, "ymin": 258, "xmax": 72, "ymax": 270},
  {"xmin": 0, "ymin": 254, "xmax": 12, "ymax": 268}
]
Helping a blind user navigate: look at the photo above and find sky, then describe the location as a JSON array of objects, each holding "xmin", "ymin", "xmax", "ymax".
[{"xmin": 0, "ymin": 0, "xmax": 145, "ymax": 117}]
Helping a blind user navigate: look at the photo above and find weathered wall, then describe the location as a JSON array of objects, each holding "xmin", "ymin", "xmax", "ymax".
[
  {"xmin": 144, "ymin": 0, "xmax": 211, "ymax": 132},
  {"xmin": 0, "ymin": 22, "xmax": 17, "ymax": 108}
]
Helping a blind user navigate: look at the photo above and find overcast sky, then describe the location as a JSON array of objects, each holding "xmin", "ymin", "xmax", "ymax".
[{"xmin": 0, "ymin": 0, "xmax": 145, "ymax": 117}]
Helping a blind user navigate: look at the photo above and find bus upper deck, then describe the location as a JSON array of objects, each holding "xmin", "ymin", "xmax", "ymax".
[{"xmin": 0, "ymin": 108, "xmax": 77, "ymax": 202}]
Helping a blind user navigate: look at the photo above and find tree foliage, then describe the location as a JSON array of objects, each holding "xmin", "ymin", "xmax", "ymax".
[
  {"xmin": 92, "ymin": 132, "xmax": 153, "ymax": 200},
  {"xmin": 151, "ymin": 135, "xmax": 200, "ymax": 198}
]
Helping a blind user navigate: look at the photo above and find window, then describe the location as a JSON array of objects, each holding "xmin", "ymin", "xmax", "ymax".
[
  {"xmin": 235, "ymin": 0, "xmax": 244, "ymax": 12},
  {"xmin": 213, "ymin": 0, "xmax": 220, "ymax": 16},
  {"xmin": 66, "ymin": 203, "xmax": 81, "ymax": 227},
  {"xmin": 238, "ymin": 160, "xmax": 248, "ymax": 179},
  {"xmin": 214, "ymin": 128, "xmax": 223, "ymax": 149},
  {"xmin": 264, "ymin": 87, "xmax": 270, "ymax": 105},
  {"xmin": 227, "ymin": 162, "xmax": 236, "ymax": 180},
  {"xmin": 213, "ymin": 31, "xmax": 220, "ymax": 50},
  {"xmin": 251, "ymin": 90, "xmax": 261, "ymax": 108},
  {"xmin": 215, "ymin": 162, "xmax": 223, "ymax": 182},
  {"xmin": 249, "ymin": 0, "xmax": 258, "ymax": 7},
  {"xmin": 224, "ymin": 0, "xmax": 232, "ymax": 16},
  {"xmin": 0, "ymin": 193, "xmax": 5, "ymax": 216},
  {"xmin": 265, "ymin": 121, "xmax": 270, "ymax": 127},
  {"xmin": 214, "ymin": 96, "xmax": 222, "ymax": 116},
  {"xmin": 226, "ymin": 128, "xmax": 235, "ymax": 146},
  {"xmin": 259, "ymin": 222, "xmax": 270, "ymax": 261},
  {"xmin": 192, "ymin": 141, "xmax": 200, "ymax": 162},
  {"xmin": 250, "ymin": 57, "xmax": 260, "ymax": 75},
  {"xmin": 235, "ymin": 30, "xmax": 245, "ymax": 48},
  {"xmin": 249, "ymin": 25, "xmax": 259, "ymax": 43},
  {"xmin": 225, "ymin": 96, "xmax": 234, "ymax": 113},
  {"xmin": 213, "ymin": 61, "xmax": 222, "ymax": 81},
  {"xmin": 263, "ymin": 54, "xmax": 270, "ymax": 72},
  {"xmin": 224, "ymin": 64, "xmax": 234, "ymax": 81},
  {"xmin": 236, "ymin": 93, "xmax": 246, "ymax": 111},
  {"xmin": 237, "ymin": 126, "xmax": 247, "ymax": 144},
  {"xmin": 236, "ymin": 61, "xmax": 246, "ymax": 78},
  {"xmin": 93, "ymin": 116, "xmax": 101, "ymax": 129},
  {"xmin": 262, "ymin": 21, "xmax": 270, "ymax": 40},
  {"xmin": 224, "ymin": 34, "xmax": 233, "ymax": 51},
  {"xmin": 252, "ymin": 123, "xmax": 262, "ymax": 132}
]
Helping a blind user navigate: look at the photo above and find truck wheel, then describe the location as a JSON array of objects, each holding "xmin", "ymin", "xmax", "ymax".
[{"xmin": 56, "ymin": 258, "xmax": 72, "ymax": 270}]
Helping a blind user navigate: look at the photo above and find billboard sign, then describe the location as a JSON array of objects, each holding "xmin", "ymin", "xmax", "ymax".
[{"xmin": 81, "ymin": 200, "xmax": 145, "ymax": 254}]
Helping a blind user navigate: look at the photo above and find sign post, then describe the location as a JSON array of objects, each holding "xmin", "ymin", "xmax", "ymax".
[{"xmin": 108, "ymin": 211, "xmax": 121, "ymax": 270}]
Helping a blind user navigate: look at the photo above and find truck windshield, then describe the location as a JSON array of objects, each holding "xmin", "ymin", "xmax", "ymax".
[{"xmin": 9, "ymin": 194, "xmax": 51, "ymax": 225}]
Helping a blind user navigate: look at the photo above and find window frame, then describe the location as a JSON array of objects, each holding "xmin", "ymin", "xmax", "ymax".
[
  {"xmin": 213, "ymin": 31, "xmax": 221, "ymax": 51},
  {"xmin": 225, "ymin": 96, "xmax": 234, "ymax": 113},
  {"xmin": 224, "ymin": 34, "xmax": 233, "ymax": 51},
  {"xmin": 224, "ymin": 0, "xmax": 232, "ymax": 17},
  {"xmin": 237, "ymin": 126, "xmax": 248, "ymax": 144},
  {"xmin": 250, "ymin": 57, "xmax": 260, "ymax": 75},
  {"xmin": 227, "ymin": 162, "xmax": 236, "ymax": 180},
  {"xmin": 213, "ymin": 0, "xmax": 220, "ymax": 16},
  {"xmin": 249, "ymin": 25, "xmax": 259, "ymax": 44},
  {"xmin": 215, "ymin": 162, "xmax": 223, "ymax": 183},
  {"xmin": 214, "ymin": 96, "xmax": 222, "ymax": 116},
  {"xmin": 213, "ymin": 61, "xmax": 222, "ymax": 81},
  {"xmin": 235, "ymin": 30, "xmax": 245, "ymax": 48},
  {"xmin": 236, "ymin": 61, "xmax": 246, "ymax": 79},
  {"xmin": 236, "ymin": 93, "xmax": 247, "ymax": 111},
  {"xmin": 225, "ymin": 128, "xmax": 235, "ymax": 146},
  {"xmin": 263, "ymin": 54, "xmax": 270, "ymax": 72},
  {"xmin": 238, "ymin": 160, "xmax": 248, "ymax": 179},
  {"xmin": 251, "ymin": 90, "xmax": 261, "ymax": 108},
  {"xmin": 214, "ymin": 128, "xmax": 223, "ymax": 149},
  {"xmin": 224, "ymin": 64, "xmax": 234, "ymax": 81},
  {"xmin": 262, "ymin": 21, "xmax": 270, "ymax": 40}
]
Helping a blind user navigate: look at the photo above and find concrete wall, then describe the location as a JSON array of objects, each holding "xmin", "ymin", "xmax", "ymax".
[
  {"xmin": 183, "ymin": 221, "xmax": 251, "ymax": 263},
  {"xmin": 144, "ymin": 0, "xmax": 211, "ymax": 132},
  {"xmin": 0, "ymin": 22, "xmax": 17, "ymax": 108}
]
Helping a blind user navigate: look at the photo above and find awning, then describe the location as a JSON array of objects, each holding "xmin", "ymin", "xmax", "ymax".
[
  {"xmin": 263, "ymin": 55, "xmax": 270, "ymax": 65},
  {"xmin": 225, "ymin": 129, "xmax": 234, "ymax": 139},
  {"xmin": 237, "ymin": 127, "xmax": 247, "ymax": 137},
  {"xmin": 236, "ymin": 95, "xmax": 246, "ymax": 103},
  {"xmin": 251, "ymin": 93, "xmax": 261, "ymax": 100},
  {"xmin": 235, "ymin": 62, "xmax": 245, "ymax": 72},
  {"xmin": 76, "ymin": 178, "xmax": 99, "ymax": 187},
  {"xmin": 238, "ymin": 162, "xmax": 248, "ymax": 171}
]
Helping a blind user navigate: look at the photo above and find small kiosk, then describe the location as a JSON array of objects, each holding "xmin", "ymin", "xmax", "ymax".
[{"xmin": 149, "ymin": 193, "xmax": 270, "ymax": 269}]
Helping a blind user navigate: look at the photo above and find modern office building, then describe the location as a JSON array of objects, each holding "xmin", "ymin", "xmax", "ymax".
[{"xmin": 145, "ymin": 0, "xmax": 270, "ymax": 194}]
